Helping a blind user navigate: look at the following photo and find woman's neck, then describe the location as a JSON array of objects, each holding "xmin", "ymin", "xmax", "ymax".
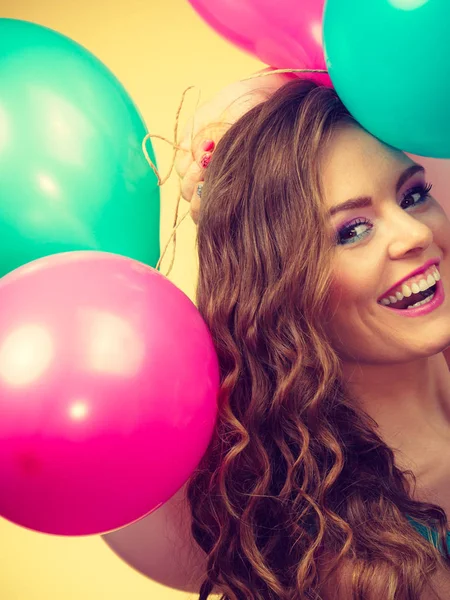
[{"xmin": 342, "ymin": 352, "xmax": 450, "ymax": 473}]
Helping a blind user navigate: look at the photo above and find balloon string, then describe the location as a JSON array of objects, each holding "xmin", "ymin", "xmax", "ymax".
[
  {"xmin": 240, "ymin": 68, "xmax": 328, "ymax": 80},
  {"xmin": 142, "ymin": 68, "xmax": 329, "ymax": 277},
  {"xmin": 142, "ymin": 85, "xmax": 202, "ymax": 275}
]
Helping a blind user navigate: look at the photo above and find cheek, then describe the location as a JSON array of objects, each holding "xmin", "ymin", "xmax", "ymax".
[
  {"xmin": 325, "ymin": 272, "xmax": 379, "ymax": 357},
  {"xmin": 425, "ymin": 196, "xmax": 450, "ymax": 229},
  {"xmin": 433, "ymin": 205, "xmax": 450, "ymax": 247},
  {"xmin": 327, "ymin": 268, "xmax": 374, "ymax": 315},
  {"xmin": 327, "ymin": 279, "xmax": 347, "ymax": 314}
]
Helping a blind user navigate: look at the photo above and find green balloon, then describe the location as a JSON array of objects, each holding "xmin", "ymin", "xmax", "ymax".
[
  {"xmin": 323, "ymin": 0, "xmax": 450, "ymax": 158},
  {"xmin": 0, "ymin": 18, "xmax": 160, "ymax": 276}
]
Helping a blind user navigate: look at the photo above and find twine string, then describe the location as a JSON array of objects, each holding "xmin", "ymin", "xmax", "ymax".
[
  {"xmin": 142, "ymin": 85, "xmax": 201, "ymax": 275},
  {"xmin": 142, "ymin": 68, "xmax": 329, "ymax": 277},
  {"xmin": 240, "ymin": 68, "xmax": 328, "ymax": 81}
]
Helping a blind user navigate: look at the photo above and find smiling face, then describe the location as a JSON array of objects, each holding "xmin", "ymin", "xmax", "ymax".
[{"xmin": 321, "ymin": 124, "xmax": 450, "ymax": 364}]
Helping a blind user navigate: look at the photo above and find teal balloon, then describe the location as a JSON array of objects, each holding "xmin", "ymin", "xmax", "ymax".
[
  {"xmin": 323, "ymin": 0, "xmax": 450, "ymax": 158},
  {"xmin": 0, "ymin": 18, "xmax": 160, "ymax": 276}
]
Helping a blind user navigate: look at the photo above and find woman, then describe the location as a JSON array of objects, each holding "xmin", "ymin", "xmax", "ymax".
[{"xmin": 179, "ymin": 78, "xmax": 450, "ymax": 599}]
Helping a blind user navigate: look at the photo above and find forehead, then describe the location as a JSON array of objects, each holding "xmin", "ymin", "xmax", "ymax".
[{"xmin": 319, "ymin": 124, "xmax": 415, "ymax": 209}]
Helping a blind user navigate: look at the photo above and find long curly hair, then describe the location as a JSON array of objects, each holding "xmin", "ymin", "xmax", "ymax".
[{"xmin": 185, "ymin": 79, "xmax": 450, "ymax": 600}]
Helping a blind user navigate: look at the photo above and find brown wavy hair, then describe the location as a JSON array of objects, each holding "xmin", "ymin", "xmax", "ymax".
[{"xmin": 185, "ymin": 79, "xmax": 450, "ymax": 599}]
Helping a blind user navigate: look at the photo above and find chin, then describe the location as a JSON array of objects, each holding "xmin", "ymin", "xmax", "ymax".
[{"xmin": 420, "ymin": 333, "xmax": 450, "ymax": 361}]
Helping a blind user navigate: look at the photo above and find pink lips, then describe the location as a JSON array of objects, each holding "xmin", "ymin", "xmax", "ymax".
[
  {"xmin": 381, "ymin": 278, "xmax": 445, "ymax": 317},
  {"xmin": 377, "ymin": 257, "xmax": 441, "ymax": 302}
]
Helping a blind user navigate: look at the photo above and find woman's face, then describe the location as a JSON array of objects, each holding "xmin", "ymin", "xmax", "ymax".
[{"xmin": 321, "ymin": 124, "xmax": 450, "ymax": 364}]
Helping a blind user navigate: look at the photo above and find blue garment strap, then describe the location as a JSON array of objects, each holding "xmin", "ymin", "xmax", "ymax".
[{"xmin": 406, "ymin": 515, "xmax": 449, "ymax": 553}]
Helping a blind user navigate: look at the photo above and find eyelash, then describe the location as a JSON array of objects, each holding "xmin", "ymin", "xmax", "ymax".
[{"xmin": 336, "ymin": 182, "xmax": 433, "ymax": 246}]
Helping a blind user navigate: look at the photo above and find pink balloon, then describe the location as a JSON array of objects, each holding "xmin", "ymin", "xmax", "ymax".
[
  {"xmin": 187, "ymin": 0, "xmax": 326, "ymax": 72},
  {"xmin": 0, "ymin": 251, "xmax": 219, "ymax": 536}
]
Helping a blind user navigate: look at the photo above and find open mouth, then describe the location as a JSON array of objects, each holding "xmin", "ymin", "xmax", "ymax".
[
  {"xmin": 387, "ymin": 283, "xmax": 437, "ymax": 310},
  {"xmin": 377, "ymin": 263, "xmax": 441, "ymax": 311}
]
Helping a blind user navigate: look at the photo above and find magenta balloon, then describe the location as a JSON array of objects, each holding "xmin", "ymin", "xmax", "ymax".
[
  {"xmin": 0, "ymin": 251, "xmax": 219, "ymax": 536},
  {"xmin": 187, "ymin": 0, "xmax": 326, "ymax": 71}
]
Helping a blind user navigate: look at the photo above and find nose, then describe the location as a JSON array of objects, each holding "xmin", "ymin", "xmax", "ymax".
[{"xmin": 387, "ymin": 209, "xmax": 433, "ymax": 260}]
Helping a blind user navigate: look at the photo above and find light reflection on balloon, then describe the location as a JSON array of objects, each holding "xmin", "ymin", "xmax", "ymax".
[
  {"xmin": 68, "ymin": 400, "xmax": 90, "ymax": 422},
  {"xmin": 388, "ymin": 0, "xmax": 430, "ymax": 9},
  {"xmin": 0, "ymin": 324, "xmax": 53, "ymax": 388},
  {"xmin": 36, "ymin": 172, "xmax": 60, "ymax": 198},
  {"xmin": 311, "ymin": 21, "xmax": 323, "ymax": 47},
  {"xmin": 32, "ymin": 85, "xmax": 95, "ymax": 167},
  {"xmin": 82, "ymin": 309, "xmax": 145, "ymax": 377},
  {"xmin": 0, "ymin": 101, "xmax": 10, "ymax": 153}
]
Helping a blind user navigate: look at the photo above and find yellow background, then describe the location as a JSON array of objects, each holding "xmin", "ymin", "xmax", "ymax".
[{"xmin": 0, "ymin": 0, "xmax": 263, "ymax": 598}]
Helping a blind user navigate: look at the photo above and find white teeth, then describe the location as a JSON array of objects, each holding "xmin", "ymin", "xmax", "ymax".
[
  {"xmin": 379, "ymin": 267, "xmax": 440, "ymax": 306},
  {"xmin": 406, "ymin": 291, "xmax": 435, "ymax": 309},
  {"xmin": 401, "ymin": 283, "xmax": 413, "ymax": 298}
]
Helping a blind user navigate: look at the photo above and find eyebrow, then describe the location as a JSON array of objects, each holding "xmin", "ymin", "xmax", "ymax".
[{"xmin": 327, "ymin": 164, "xmax": 425, "ymax": 217}]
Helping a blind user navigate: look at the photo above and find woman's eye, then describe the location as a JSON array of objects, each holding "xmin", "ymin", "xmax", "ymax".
[
  {"xmin": 401, "ymin": 182, "xmax": 433, "ymax": 209},
  {"xmin": 336, "ymin": 218, "xmax": 372, "ymax": 246}
]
